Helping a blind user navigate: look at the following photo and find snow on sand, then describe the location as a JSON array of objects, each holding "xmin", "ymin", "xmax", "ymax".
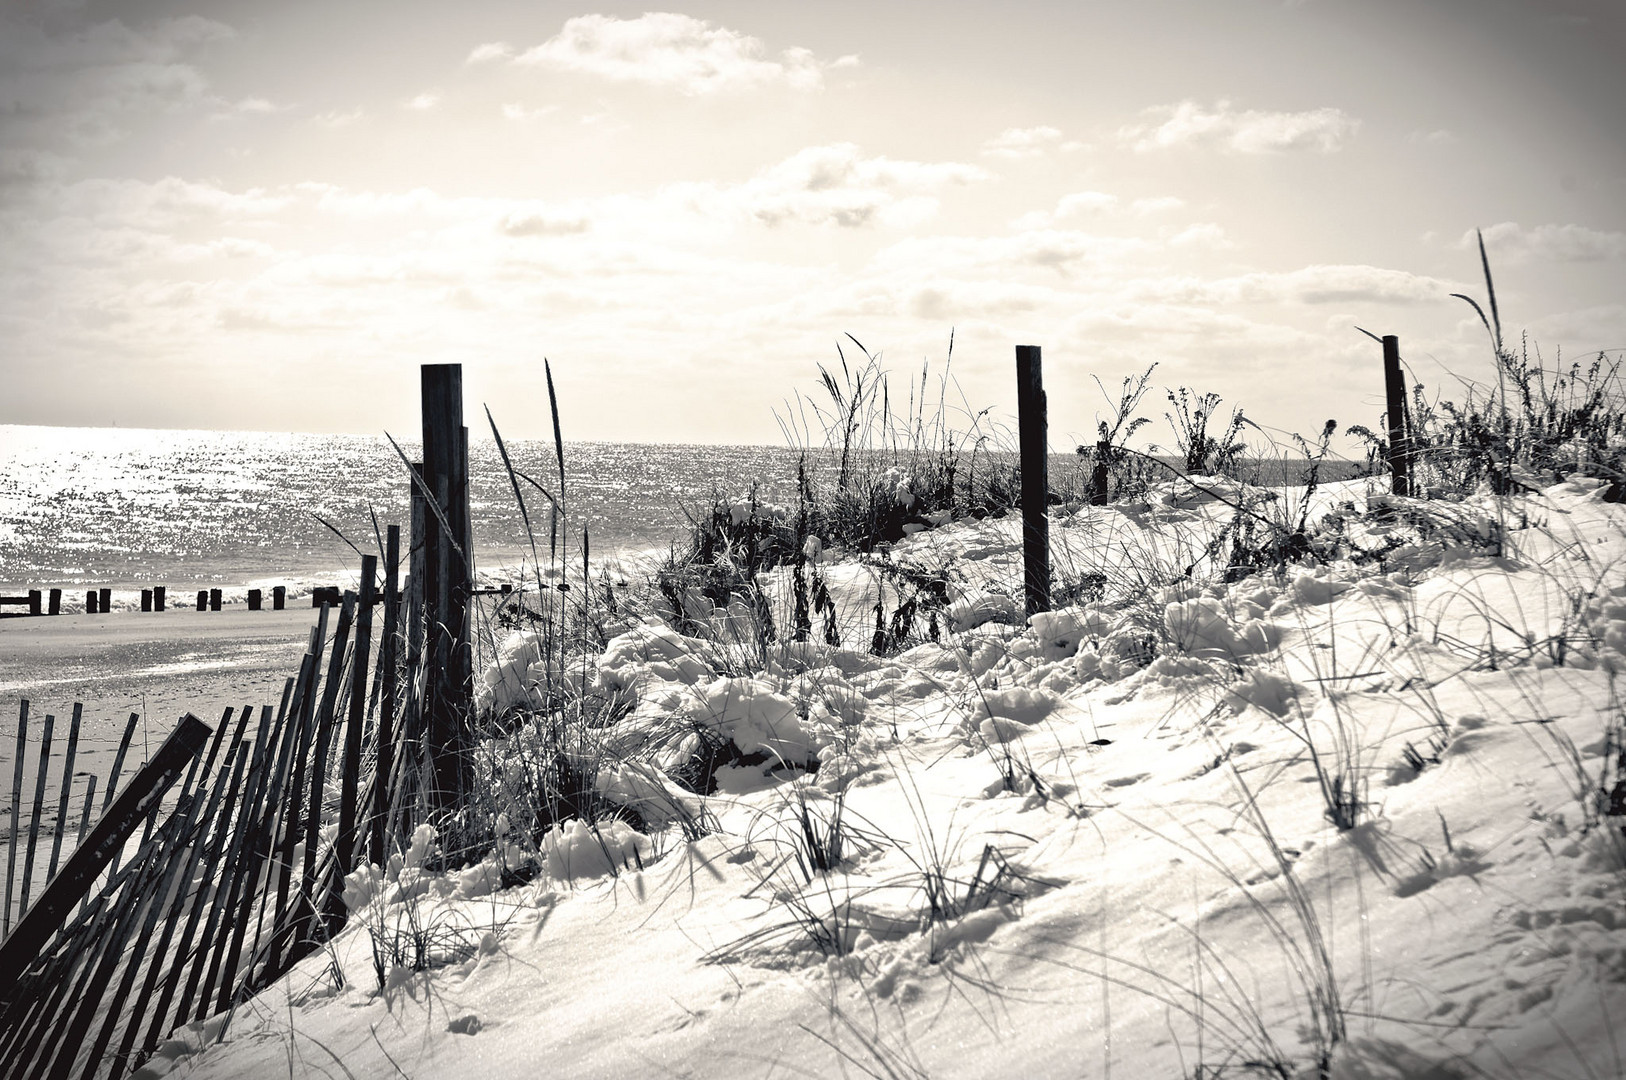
[{"xmin": 156, "ymin": 477, "xmax": 1626, "ymax": 1079}]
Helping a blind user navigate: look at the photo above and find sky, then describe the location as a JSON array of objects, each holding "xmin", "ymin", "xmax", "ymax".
[{"xmin": 1, "ymin": 0, "xmax": 1623, "ymax": 449}]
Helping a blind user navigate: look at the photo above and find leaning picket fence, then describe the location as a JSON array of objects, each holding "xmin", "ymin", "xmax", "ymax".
[{"xmin": 0, "ymin": 532, "xmax": 457, "ymax": 1079}]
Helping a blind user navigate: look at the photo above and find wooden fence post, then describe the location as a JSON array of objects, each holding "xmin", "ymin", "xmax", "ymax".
[
  {"xmin": 47, "ymin": 590, "xmax": 60, "ymax": 616},
  {"xmin": 209, "ymin": 588, "xmax": 222, "ymax": 612},
  {"xmin": 1383, "ymin": 334, "xmax": 1411, "ymax": 497},
  {"xmin": 421, "ymin": 364, "xmax": 474, "ymax": 818},
  {"xmin": 195, "ymin": 591, "xmax": 207, "ymax": 612},
  {"xmin": 98, "ymin": 588, "xmax": 111, "ymax": 614},
  {"xmin": 154, "ymin": 585, "xmax": 165, "ymax": 612},
  {"xmin": 86, "ymin": 591, "xmax": 98, "ymax": 615},
  {"xmin": 26, "ymin": 591, "xmax": 40, "ymax": 616},
  {"xmin": 272, "ymin": 585, "xmax": 286, "ymax": 610},
  {"xmin": 1016, "ymin": 345, "xmax": 1050, "ymax": 616},
  {"xmin": 248, "ymin": 589, "xmax": 262, "ymax": 611},
  {"xmin": 141, "ymin": 589, "xmax": 152, "ymax": 613}
]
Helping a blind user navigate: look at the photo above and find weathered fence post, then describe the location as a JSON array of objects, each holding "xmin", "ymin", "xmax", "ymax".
[
  {"xmin": 248, "ymin": 589, "xmax": 262, "ymax": 611},
  {"xmin": 1016, "ymin": 345, "xmax": 1050, "ymax": 616},
  {"xmin": 26, "ymin": 590, "xmax": 40, "ymax": 616},
  {"xmin": 195, "ymin": 591, "xmax": 207, "ymax": 612},
  {"xmin": 154, "ymin": 585, "xmax": 165, "ymax": 612},
  {"xmin": 98, "ymin": 587, "xmax": 111, "ymax": 614},
  {"xmin": 86, "ymin": 591, "xmax": 98, "ymax": 615},
  {"xmin": 47, "ymin": 589, "xmax": 60, "ymax": 616},
  {"xmin": 272, "ymin": 585, "xmax": 286, "ymax": 610},
  {"xmin": 1383, "ymin": 334, "xmax": 1411, "ymax": 497},
  {"xmin": 209, "ymin": 588, "xmax": 222, "ymax": 612},
  {"xmin": 141, "ymin": 589, "xmax": 153, "ymax": 613},
  {"xmin": 421, "ymin": 364, "xmax": 474, "ymax": 818}
]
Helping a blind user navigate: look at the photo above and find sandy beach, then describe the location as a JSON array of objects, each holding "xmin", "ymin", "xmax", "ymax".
[{"xmin": 0, "ymin": 605, "xmax": 317, "ymax": 781}]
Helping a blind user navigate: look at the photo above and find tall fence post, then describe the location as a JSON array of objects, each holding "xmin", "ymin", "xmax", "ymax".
[
  {"xmin": 1016, "ymin": 345, "xmax": 1050, "ymax": 616},
  {"xmin": 420, "ymin": 364, "xmax": 473, "ymax": 819},
  {"xmin": 1383, "ymin": 334, "xmax": 1411, "ymax": 497}
]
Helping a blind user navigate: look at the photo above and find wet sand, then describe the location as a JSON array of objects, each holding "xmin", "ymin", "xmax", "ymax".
[{"xmin": 0, "ymin": 605, "xmax": 316, "ymax": 782}]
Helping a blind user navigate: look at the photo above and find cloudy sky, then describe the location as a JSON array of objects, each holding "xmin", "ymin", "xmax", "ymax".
[{"xmin": 2, "ymin": 0, "xmax": 1622, "ymax": 448}]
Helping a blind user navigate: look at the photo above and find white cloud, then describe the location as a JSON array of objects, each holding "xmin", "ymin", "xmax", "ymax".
[
  {"xmin": 1175, "ymin": 264, "xmax": 1454, "ymax": 305},
  {"xmin": 313, "ymin": 108, "xmax": 364, "ymax": 128},
  {"xmin": 466, "ymin": 41, "xmax": 515, "ymax": 63},
  {"xmin": 1167, "ymin": 223, "xmax": 1231, "ymax": 249},
  {"xmin": 980, "ymin": 126, "xmax": 1065, "ymax": 159},
  {"xmin": 1010, "ymin": 191, "xmax": 1183, "ymax": 230},
  {"xmin": 1121, "ymin": 100, "xmax": 1359, "ymax": 153},
  {"xmin": 405, "ymin": 91, "xmax": 441, "ymax": 110},
  {"xmin": 719, "ymin": 143, "xmax": 988, "ymax": 229},
  {"xmin": 501, "ymin": 102, "xmax": 559, "ymax": 121},
  {"xmin": 1474, "ymin": 222, "xmax": 1626, "ymax": 262},
  {"xmin": 509, "ymin": 13, "xmax": 832, "ymax": 95}
]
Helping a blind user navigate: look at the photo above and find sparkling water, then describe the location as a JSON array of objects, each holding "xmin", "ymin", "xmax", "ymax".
[{"xmin": 0, "ymin": 425, "xmax": 808, "ymax": 604}]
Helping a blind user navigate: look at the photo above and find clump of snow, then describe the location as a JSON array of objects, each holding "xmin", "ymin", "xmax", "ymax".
[
  {"xmin": 948, "ymin": 590, "xmax": 1017, "ymax": 631},
  {"xmin": 599, "ymin": 622, "xmax": 716, "ymax": 690},
  {"xmin": 540, "ymin": 818, "xmax": 650, "ymax": 880},
  {"xmin": 475, "ymin": 630, "xmax": 547, "ymax": 714},
  {"xmin": 689, "ymin": 677, "xmax": 817, "ymax": 767}
]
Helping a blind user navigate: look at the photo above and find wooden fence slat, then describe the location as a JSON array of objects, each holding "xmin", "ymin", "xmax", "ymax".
[
  {"xmin": 191, "ymin": 707, "xmax": 274, "ymax": 1021},
  {"xmin": 372, "ymin": 524, "xmax": 402, "ymax": 864},
  {"xmin": 336, "ymin": 555, "xmax": 378, "ymax": 894},
  {"xmin": 118, "ymin": 732, "xmax": 247, "ymax": 1073},
  {"xmin": 46, "ymin": 704, "xmax": 82, "ymax": 882},
  {"xmin": 76, "ymin": 775, "xmax": 97, "ymax": 845},
  {"xmin": 264, "ymin": 618, "xmax": 326, "ymax": 980},
  {"xmin": 145, "ymin": 711, "xmax": 252, "ymax": 1053},
  {"xmin": 211, "ymin": 697, "xmax": 300, "ymax": 1016},
  {"xmin": 5, "ymin": 699, "xmax": 27, "ymax": 936},
  {"xmin": 19, "ymin": 712, "xmax": 55, "ymax": 916},
  {"xmin": 81, "ymin": 782, "xmax": 211, "ymax": 1079},
  {"xmin": 27, "ymin": 794, "xmax": 196, "ymax": 1080},
  {"xmin": 296, "ymin": 593, "xmax": 355, "ymax": 952},
  {"xmin": 102, "ymin": 713, "xmax": 140, "ymax": 815}
]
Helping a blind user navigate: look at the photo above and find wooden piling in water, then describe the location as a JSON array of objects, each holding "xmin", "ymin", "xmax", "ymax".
[{"xmin": 1016, "ymin": 345, "xmax": 1050, "ymax": 616}]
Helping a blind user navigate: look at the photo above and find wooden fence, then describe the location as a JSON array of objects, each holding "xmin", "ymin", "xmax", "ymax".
[{"xmin": 0, "ymin": 363, "xmax": 476, "ymax": 1079}]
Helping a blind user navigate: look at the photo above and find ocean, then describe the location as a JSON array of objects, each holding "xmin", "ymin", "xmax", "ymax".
[{"xmin": 0, "ymin": 425, "xmax": 810, "ymax": 606}]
